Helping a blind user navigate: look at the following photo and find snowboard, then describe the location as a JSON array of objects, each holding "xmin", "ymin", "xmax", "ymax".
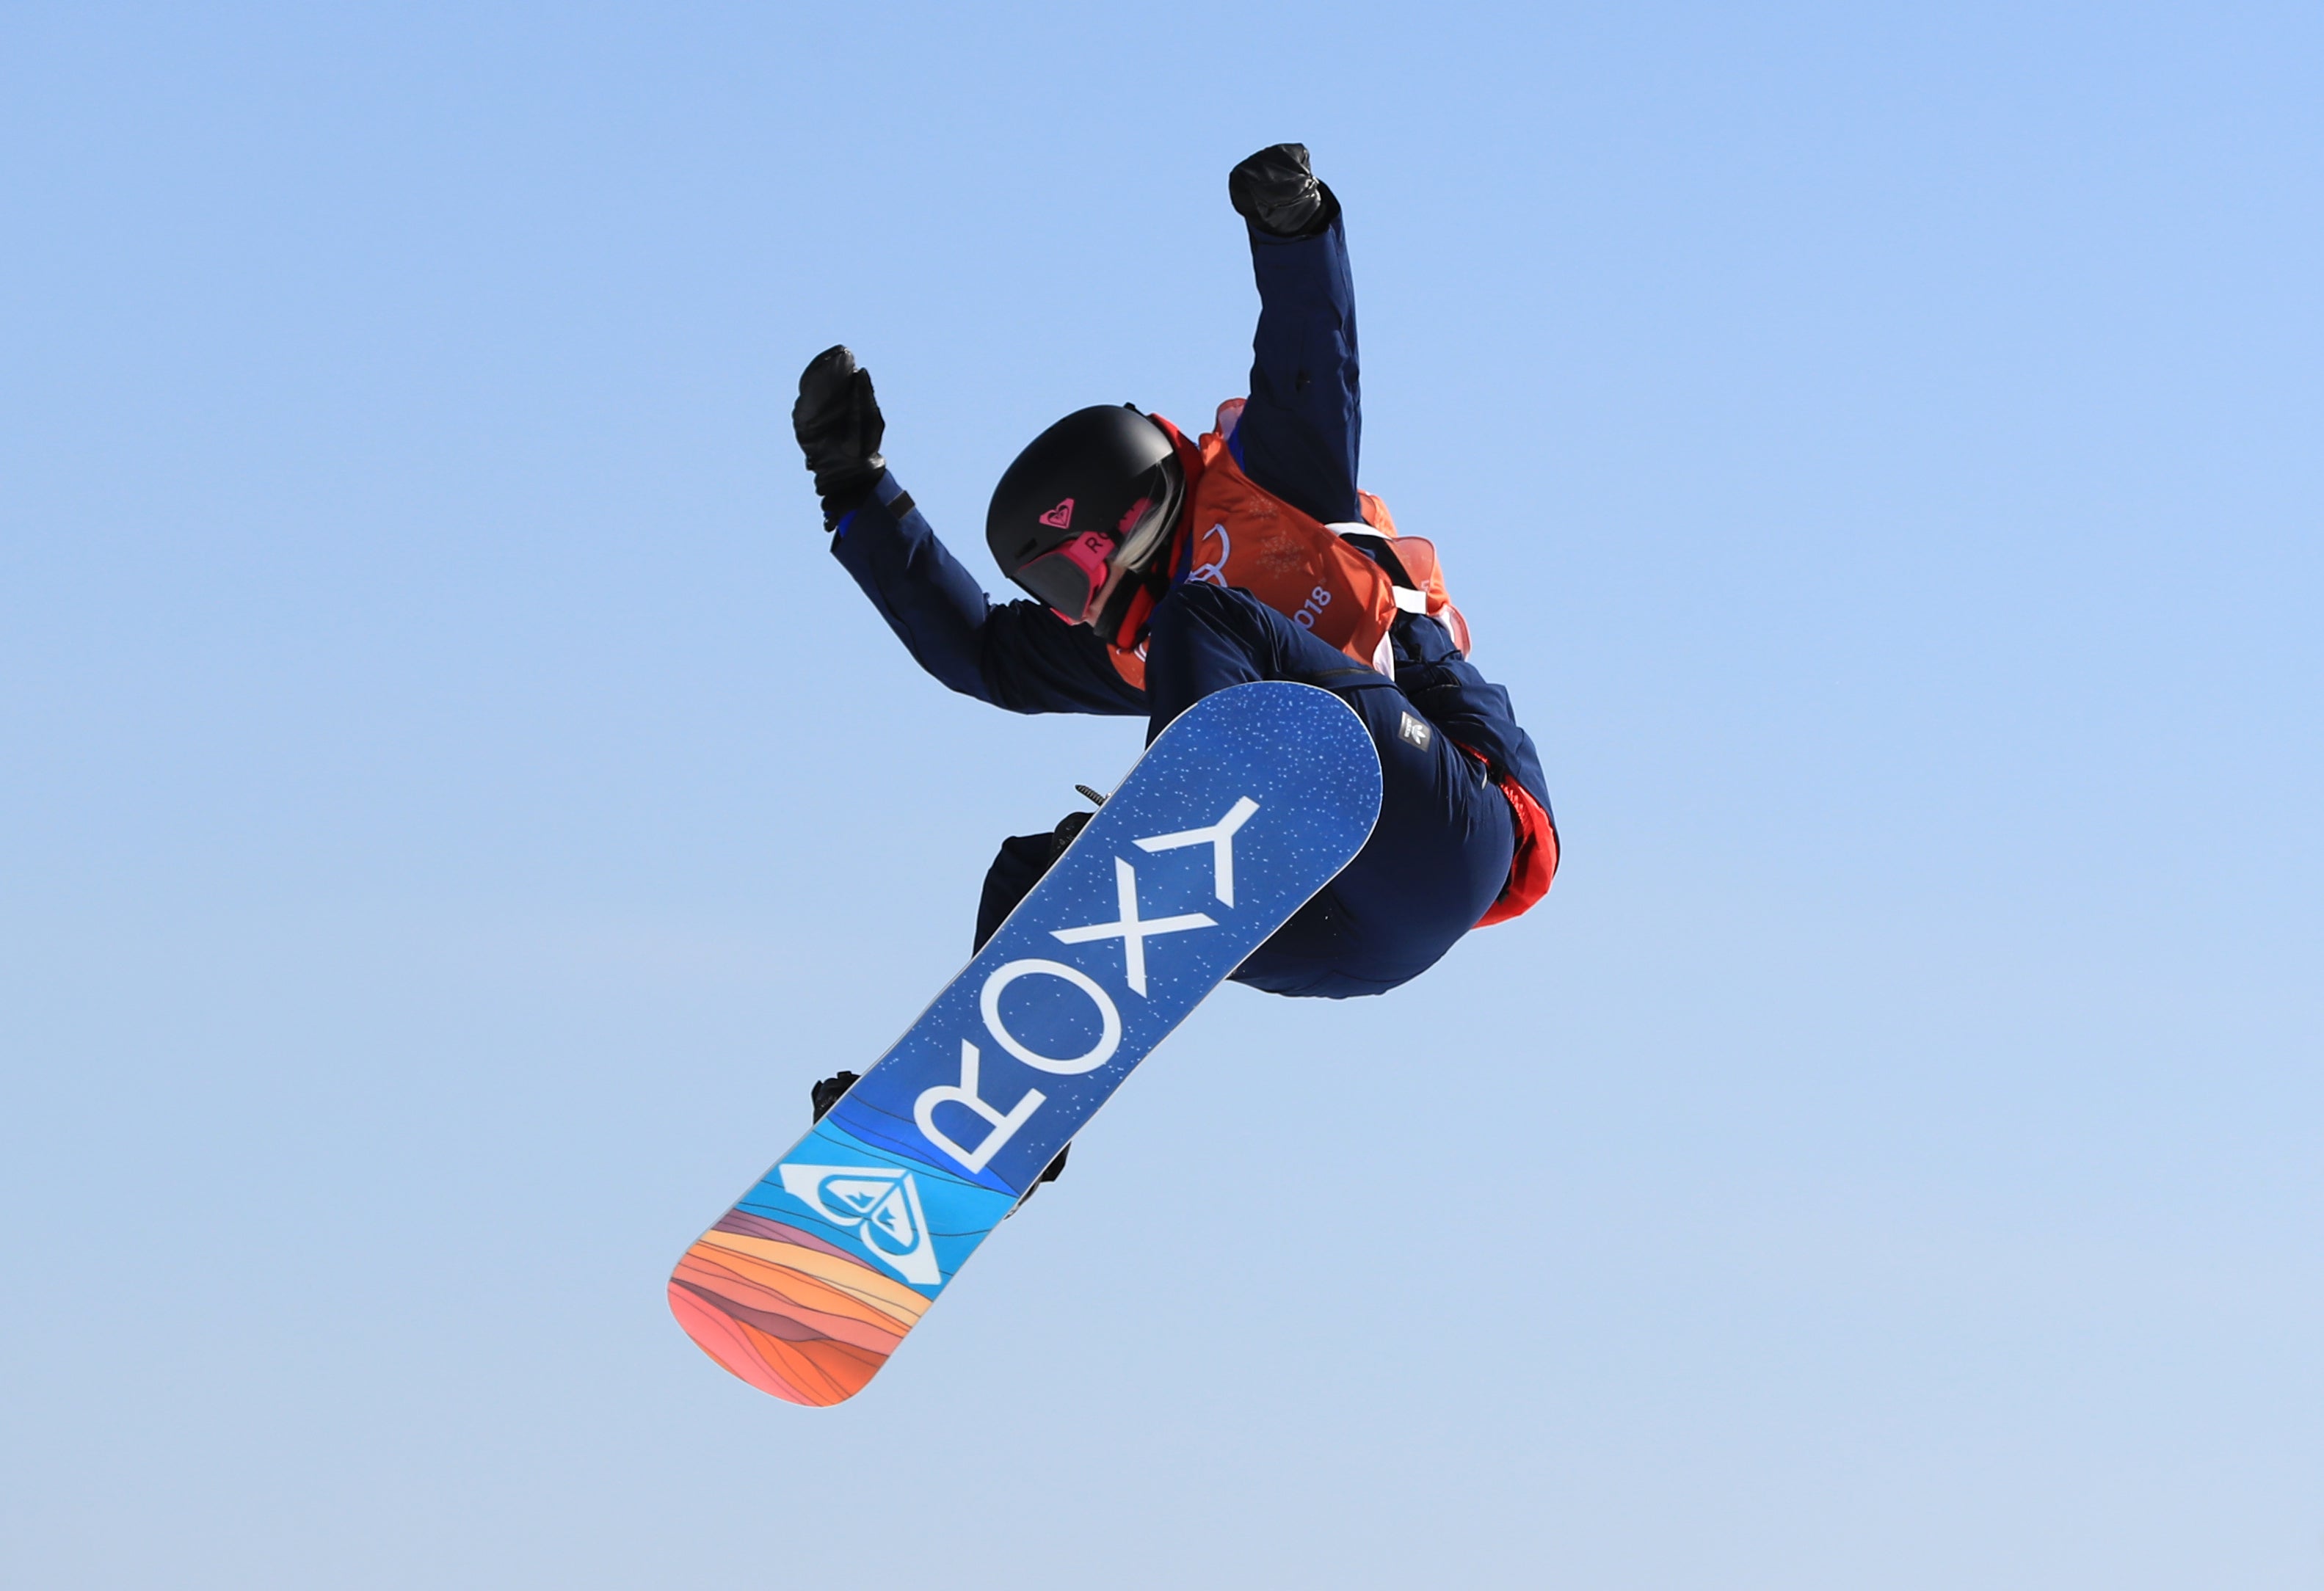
[{"xmin": 667, "ymin": 680, "xmax": 1384, "ymax": 1405}]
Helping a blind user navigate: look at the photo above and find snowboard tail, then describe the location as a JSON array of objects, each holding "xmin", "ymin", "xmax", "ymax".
[
  {"xmin": 670, "ymin": 1212, "xmax": 924, "ymax": 1405},
  {"xmin": 669, "ymin": 681, "xmax": 1384, "ymax": 1405}
]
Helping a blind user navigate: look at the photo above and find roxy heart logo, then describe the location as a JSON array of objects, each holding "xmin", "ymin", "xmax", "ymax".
[
  {"xmin": 777, "ymin": 1163, "xmax": 942, "ymax": 1285},
  {"xmin": 1038, "ymin": 498, "xmax": 1075, "ymax": 529}
]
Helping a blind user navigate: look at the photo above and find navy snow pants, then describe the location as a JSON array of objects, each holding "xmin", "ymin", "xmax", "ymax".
[{"xmin": 978, "ymin": 583, "xmax": 1515, "ymax": 1000}]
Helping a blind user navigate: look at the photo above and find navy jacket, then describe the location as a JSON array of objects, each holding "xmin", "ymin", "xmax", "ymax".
[{"xmin": 826, "ymin": 214, "xmax": 1552, "ymax": 819}]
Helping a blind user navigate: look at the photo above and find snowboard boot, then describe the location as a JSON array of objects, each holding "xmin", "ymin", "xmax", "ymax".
[
  {"xmin": 1010, "ymin": 1141, "xmax": 1070, "ymax": 1212},
  {"xmin": 972, "ymin": 784, "xmax": 1108, "ymax": 954},
  {"xmin": 810, "ymin": 1069, "xmax": 859, "ymax": 1122}
]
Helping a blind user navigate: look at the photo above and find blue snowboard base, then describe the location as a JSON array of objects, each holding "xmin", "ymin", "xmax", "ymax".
[{"xmin": 669, "ymin": 681, "xmax": 1383, "ymax": 1403}]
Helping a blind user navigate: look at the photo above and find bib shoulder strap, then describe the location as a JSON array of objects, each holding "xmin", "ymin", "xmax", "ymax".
[{"xmin": 1326, "ymin": 521, "xmax": 1420, "ymax": 592}]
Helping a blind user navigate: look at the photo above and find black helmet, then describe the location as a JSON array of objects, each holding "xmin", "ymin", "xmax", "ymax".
[{"xmin": 987, "ymin": 405, "xmax": 1185, "ymax": 625}]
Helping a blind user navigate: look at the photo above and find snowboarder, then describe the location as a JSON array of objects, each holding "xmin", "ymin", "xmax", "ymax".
[{"xmin": 791, "ymin": 145, "xmax": 1558, "ymax": 1138}]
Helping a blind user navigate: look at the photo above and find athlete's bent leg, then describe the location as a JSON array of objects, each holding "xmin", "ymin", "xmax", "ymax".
[{"xmin": 1139, "ymin": 584, "xmax": 1514, "ymax": 997}]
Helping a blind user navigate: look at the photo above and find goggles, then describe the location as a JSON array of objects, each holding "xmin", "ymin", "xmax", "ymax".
[
  {"xmin": 1009, "ymin": 478, "xmax": 1179, "ymax": 625},
  {"xmin": 1014, "ymin": 529, "xmax": 1119, "ymax": 622}
]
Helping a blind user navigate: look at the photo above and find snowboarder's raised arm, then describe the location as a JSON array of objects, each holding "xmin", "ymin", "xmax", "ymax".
[
  {"xmin": 792, "ymin": 347, "xmax": 1146, "ymax": 717},
  {"xmin": 1227, "ymin": 144, "xmax": 1362, "ymax": 526}
]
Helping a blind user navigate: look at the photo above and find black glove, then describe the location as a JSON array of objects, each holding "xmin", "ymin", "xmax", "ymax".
[
  {"xmin": 1228, "ymin": 143, "xmax": 1340, "ymax": 239},
  {"xmin": 793, "ymin": 345, "xmax": 887, "ymax": 526}
]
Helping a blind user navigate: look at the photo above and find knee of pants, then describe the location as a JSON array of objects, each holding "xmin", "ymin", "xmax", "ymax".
[
  {"xmin": 1142, "ymin": 583, "xmax": 1282, "ymax": 735},
  {"xmin": 1145, "ymin": 581, "xmax": 1271, "ymax": 658}
]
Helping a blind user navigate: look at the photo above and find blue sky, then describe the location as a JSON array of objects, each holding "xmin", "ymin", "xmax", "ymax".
[{"xmin": 3, "ymin": 2, "xmax": 2319, "ymax": 1586}]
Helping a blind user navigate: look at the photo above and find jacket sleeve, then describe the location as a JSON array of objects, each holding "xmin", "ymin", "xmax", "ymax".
[
  {"xmin": 1231, "ymin": 211, "xmax": 1362, "ymax": 526},
  {"xmin": 827, "ymin": 472, "xmax": 1150, "ymax": 718}
]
